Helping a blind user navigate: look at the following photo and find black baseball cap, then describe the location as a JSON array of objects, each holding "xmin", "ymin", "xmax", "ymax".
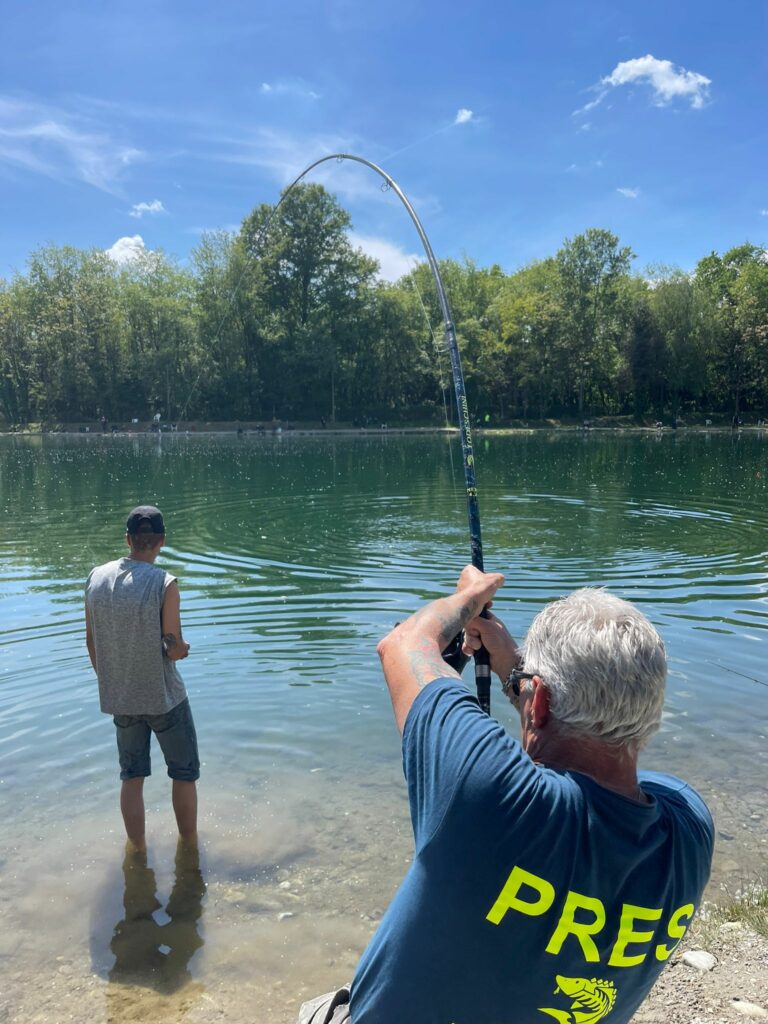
[{"xmin": 126, "ymin": 505, "xmax": 165, "ymax": 534}]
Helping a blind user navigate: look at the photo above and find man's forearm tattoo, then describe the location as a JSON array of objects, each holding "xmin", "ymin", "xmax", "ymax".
[
  {"xmin": 400, "ymin": 593, "xmax": 480, "ymax": 688},
  {"xmin": 435, "ymin": 599, "xmax": 475, "ymax": 648},
  {"xmin": 409, "ymin": 596, "xmax": 477, "ymax": 648},
  {"xmin": 408, "ymin": 636, "xmax": 460, "ymax": 688}
]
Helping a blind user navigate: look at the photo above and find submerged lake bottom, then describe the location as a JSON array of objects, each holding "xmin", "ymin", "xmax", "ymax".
[{"xmin": 1, "ymin": 432, "xmax": 766, "ymax": 1022}]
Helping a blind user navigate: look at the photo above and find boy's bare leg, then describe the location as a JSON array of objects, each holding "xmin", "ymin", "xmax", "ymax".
[
  {"xmin": 172, "ymin": 780, "xmax": 198, "ymax": 846},
  {"xmin": 120, "ymin": 778, "xmax": 147, "ymax": 852}
]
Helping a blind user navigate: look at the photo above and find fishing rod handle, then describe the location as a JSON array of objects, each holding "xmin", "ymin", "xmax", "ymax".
[
  {"xmin": 474, "ymin": 642, "xmax": 492, "ymax": 715},
  {"xmin": 472, "ymin": 590, "xmax": 492, "ymax": 713}
]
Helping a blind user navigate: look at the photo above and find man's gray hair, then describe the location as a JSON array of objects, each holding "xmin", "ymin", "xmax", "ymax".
[{"xmin": 522, "ymin": 588, "xmax": 666, "ymax": 748}]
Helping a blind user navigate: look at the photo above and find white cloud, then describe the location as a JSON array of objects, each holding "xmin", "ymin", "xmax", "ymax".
[
  {"xmin": 601, "ymin": 55, "xmax": 711, "ymax": 109},
  {"xmin": 195, "ymin": 125, "xmax": 441, "ymax": 218},
  {"xmin": 566, "ymin": 159, "xmax": 604, "ymax": 173},
  {"xmin": 106, "ymin": 235, "xmax": 148, "ymax": 264},
  {"xmin": 129, "ymin": 198, "xmax": 166, "ymax": 218},
  {"xmin": 260, "ymin": 79, "xmax": 320, "ymax": 100},
  {"xmin": 207, "ymin": 125, "xmax": 351, "ymax": 182},
  {"xmin": 761, "ymin": 209, "xmax": 768, "ymax": 217},
  {"xmin": 187, "ymin": 223, "xmax": 239, "ymax": 236},
  {"xmin": 573, "ymin": 94, "xmax": 607, "ymax": 117},
  {"xmin": 454, "ymin": 109, "xmax": 474, "ymax": 125},
  {"xmin": 575, "ymin": 55, "xmax": 710, "ymax": 118},
  {"xmin": 348, "ymin": 232, "xmax": 421, "ymax": 282},
  {"xmin": 0, "ymin": 96, "xmax": 141, "ymax": 192},
  {"xmin": 617, "ymin": 187, "xmax": 640, "ymax": 199},
  {"xmin": 203, "ymin": 127, "xmax": 407, "ymax": 206}
]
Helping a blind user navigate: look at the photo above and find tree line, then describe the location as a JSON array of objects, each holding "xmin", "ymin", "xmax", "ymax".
[{"xmin": 1, "ymin": 183, "xmax": 766, "ymax": 426}]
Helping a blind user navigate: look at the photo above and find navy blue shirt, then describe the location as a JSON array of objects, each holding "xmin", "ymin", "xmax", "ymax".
[{"xmin": 351, "ymin": 678, "xmax": 713, "ymax": 1024}]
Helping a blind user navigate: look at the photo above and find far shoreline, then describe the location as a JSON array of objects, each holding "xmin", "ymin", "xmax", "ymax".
[{"xmin": 3, "ymin": 418, "xmax": 768, "ymax": 438}]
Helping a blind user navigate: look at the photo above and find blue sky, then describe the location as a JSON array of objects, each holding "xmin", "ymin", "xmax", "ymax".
[{"xmin": 1, "ymin": 0, "xmax": 765, "ymax": 281}]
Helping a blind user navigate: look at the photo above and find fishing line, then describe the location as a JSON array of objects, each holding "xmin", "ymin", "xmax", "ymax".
[
  {"xmin": 406, "ymin": 259, "xmax": 460, "ymax": 504},
  {"xmin": 407, "ymin": 261, "xmax": 452, "ymax": 428},
  {"xmin": 708, "ymin": 661, "xmax": 768, "ymax": 688},
  {"xmin": 383, "ymin": 116, "xmax": 467, "ymax": 164},
  {"xmin": 182, "ymin": 152, "xmax": 493, "ymax": 712}
]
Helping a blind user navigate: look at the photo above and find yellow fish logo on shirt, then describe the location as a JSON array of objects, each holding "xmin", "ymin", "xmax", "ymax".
[{"xmin": 538, "ymin": 975, "xmax": 617, "ymax": 1024}]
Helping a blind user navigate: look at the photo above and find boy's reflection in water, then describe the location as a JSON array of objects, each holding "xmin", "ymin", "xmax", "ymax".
[{"xmin": 109, "ymin": 843, "xmax": 206, "ymax": 995}]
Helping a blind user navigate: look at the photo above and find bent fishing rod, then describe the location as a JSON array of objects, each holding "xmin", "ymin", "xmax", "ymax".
[{"xmin": 188, "ymin": 153, "xmax": 493, "ymax": 712}]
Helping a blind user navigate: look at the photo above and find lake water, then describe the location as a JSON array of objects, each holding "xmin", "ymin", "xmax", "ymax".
[{"xmin": 1, "ymin": 430, "xmax": 766, "ymax": 1023}]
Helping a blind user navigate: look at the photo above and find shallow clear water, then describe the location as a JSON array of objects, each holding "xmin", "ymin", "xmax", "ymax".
[{"xmin": 1, "ymin": 431, "xmax": 766, "ymax": 1023}]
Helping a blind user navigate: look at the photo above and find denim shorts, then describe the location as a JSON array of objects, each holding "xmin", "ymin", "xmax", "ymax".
[{"xmin": 113, "ymin": 698, "xmax": 200, "ymax": 782}]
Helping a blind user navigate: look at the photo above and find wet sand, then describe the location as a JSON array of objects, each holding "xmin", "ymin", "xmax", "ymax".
[{"xmin": 2, "ymin": 759, "xmax": 765, "ymax": 1024}]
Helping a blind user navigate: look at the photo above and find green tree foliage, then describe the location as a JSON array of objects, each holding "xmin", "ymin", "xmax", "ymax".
[
  {"xmin": 237, "ymin": 184, "xmax": 378, "ymax": 421},
  {"xmin": 0, "ymin": 184, "xmax": 766, "ymax": 426},
  {"xmin": 0, "ymin": 277, "xmax": 33, "ymax": 423},
  {"xmin": 555, "ymin": 229, "xmax": 635, "ymax": 414},
  {"xmin": 642, "ymin": 267, "xmax": 706, "ymax": 417},
  {"xmin": 23, "ymin": 246, "xmax": 126, "ymax": 420},
  {"xmin": 733, "ymin": 257, "xmax": 768, "ymax": 404},
  {"xmin": 190, "ymin": 228, "xmax": 261, "ymax": 419},
  {"xmin": 119, "ymin": 252, "xmax": 196, "ymax": 420},
  {"xmin": 493, "ymin": 259, "xmax": 565, "ymax": 418},
  {"xmin": 695, "ymin": 245, "xmax": 768, "ymax": 416},
  {"xmin": 625, "ymin": 296, "xmax": 666, "ymax": 417}
]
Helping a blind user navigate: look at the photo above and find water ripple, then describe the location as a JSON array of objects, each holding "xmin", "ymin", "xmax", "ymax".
[{"xmin": 1, "ymin": 432, "xmax": 766, "ymax": 851}]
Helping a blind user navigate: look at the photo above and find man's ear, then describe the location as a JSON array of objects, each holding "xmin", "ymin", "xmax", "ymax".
[{"xmin": 530, "ymin": 677, "xmax": 551, "ymax": 729}]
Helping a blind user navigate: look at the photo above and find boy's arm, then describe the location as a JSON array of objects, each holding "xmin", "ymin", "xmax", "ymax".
[
  {"xmin": 85, "ymin": 604, "xmax": 97, "ymax": 673},
  {"xmin": 161, "ymin": 580, "xmax": 191, "ymax": 660}
]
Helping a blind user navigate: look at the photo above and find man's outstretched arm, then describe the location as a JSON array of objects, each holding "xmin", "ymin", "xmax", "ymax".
[{"xmin": 377, "ymin": 566, "xmax": 504, "ymax": 734}]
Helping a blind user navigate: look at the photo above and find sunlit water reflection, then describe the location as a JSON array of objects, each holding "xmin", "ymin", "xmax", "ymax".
[{"xmin": 1, "ymin": 431, "xmax": 766, "ymax": 1023}]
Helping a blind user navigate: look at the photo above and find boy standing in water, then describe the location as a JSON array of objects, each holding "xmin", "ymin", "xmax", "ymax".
[{"xmin": 85, "ymin": 505, "xmax": 199, "ymax": 851}]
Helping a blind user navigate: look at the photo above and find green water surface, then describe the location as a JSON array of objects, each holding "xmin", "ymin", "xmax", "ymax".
[{"xmin": 1, "ymin": 431, "xmax": 766, "ymax": 1023}]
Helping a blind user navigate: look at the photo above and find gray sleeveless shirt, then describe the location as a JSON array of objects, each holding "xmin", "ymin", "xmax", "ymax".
[{"xmin": 86, "ymin": 557, "xmax": 187, "ymax": 715}]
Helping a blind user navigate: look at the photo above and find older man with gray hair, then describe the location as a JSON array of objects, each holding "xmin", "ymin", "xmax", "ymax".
[{"xmin": 298, "ymin": 566, "xmax": 713, "ymax": 1024}]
